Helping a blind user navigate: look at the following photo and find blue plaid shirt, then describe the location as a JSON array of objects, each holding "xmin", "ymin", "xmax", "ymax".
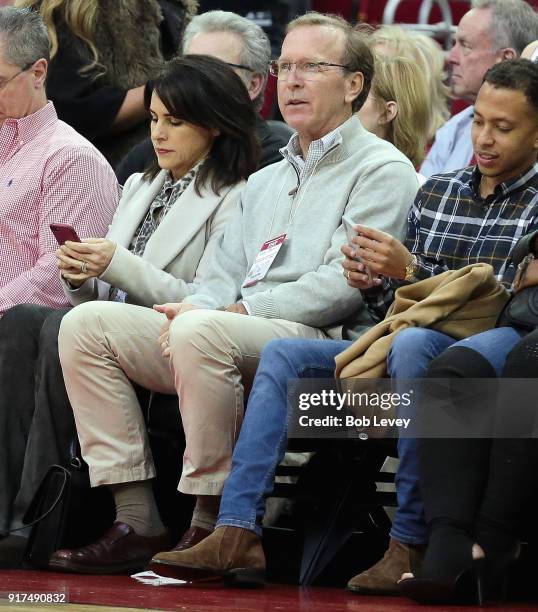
[{"xmin": 366, "ymin": 163, "xmax": 538, "ymax": 319}]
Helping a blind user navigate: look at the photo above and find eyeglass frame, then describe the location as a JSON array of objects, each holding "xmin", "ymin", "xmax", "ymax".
[
  {"xmin": 268, "ymin": 59, "xmax": 350, "ymax": 79},
  {"xmin": 0, "ymin": 61, "xmax": 35, "ymax": 91},
  {"xmin": 225, "ymin": 61, "xmax": 255, "ymax": 72}
]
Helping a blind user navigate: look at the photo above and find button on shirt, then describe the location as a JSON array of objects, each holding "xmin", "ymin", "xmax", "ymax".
[{"xmin": 0, "ymin": 102, "xmax": 119, "ymax": 314}]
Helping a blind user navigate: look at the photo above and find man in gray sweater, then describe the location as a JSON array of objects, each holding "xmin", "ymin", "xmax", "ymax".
[{"xmin": 51, "ymin": 12, "xmax": 419, "ymax": 574}]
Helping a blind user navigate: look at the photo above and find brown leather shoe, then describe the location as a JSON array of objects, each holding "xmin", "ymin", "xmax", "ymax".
[
  {"xmin": 171, "ymin": 526, "xmax": 211, "ymax": 552},
  {"xmin": 48, "ymin": 521, "xmax": 170, "ymax": 575},
  {"xmin": 347, "ymin": 538, "xmax": 425, "ymax": 595},
  {"xmin": 149, "ymin": 525, "xmax": 266, "ymax": 586}
]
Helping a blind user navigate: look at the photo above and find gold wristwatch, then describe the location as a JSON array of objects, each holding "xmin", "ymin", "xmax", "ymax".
[{"xmin": 404, "ymin": 254, "xmax": 419, "ymax": 282}]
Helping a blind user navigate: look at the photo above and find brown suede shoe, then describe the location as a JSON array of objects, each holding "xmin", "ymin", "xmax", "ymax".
[
  {"xmin": 48, "ymin": 521, "xmax": 170, "ymax": 575},
  {"xmin": 347, "ymin": 538, "xmax": 425, "ymax": 595},
  {"xmin": 172, "ymin": 526, "xmax": 211, "ymax": 552},
  {"xmin": 149, "ymin": 525, "xmax": 266, "ymax": 586}
]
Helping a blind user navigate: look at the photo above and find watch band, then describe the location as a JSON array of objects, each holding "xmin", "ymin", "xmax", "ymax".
[{"xmin": 404, "ymin": 254, "xmax": 419, "ymax": 282}]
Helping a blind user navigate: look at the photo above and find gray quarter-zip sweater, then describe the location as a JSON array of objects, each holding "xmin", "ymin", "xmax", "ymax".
[{"xmin": 183, "ymin": 114, "xmax": 419, "ymax": 337}]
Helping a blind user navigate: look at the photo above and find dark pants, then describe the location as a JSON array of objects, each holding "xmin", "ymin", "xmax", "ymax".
[
  {"xmin": 419, "ymin": 340, "xmax": 538, "ymax": 538},
  {"xmin": 0, "ymin": 304, "xmax": 72, "ymax": 533}
]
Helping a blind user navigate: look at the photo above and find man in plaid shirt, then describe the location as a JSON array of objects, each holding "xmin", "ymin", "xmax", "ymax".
[{"xmin": 340, "ymin": 59, "xmax": 538, "ymax": 594}]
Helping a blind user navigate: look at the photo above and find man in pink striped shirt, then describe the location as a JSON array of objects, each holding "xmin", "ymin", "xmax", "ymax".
[{"xmin": 0, "ymin": 6, "xmax": 118, "ymax": 314}]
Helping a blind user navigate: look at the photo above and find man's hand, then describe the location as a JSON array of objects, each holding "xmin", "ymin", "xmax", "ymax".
[
  {"xmin": 57, "ymin": 239, "xmax": 117, "ymax": 286},
  {"xmin": 153, "ymin": 303, "xmax": 201, "ymax": 358},
  {"xmin": 351, "ymin": 225, "xmax": 412, "ymax": 280},
  {"xmin": 223, "ymin": 302, "xmax": 248, "ymax": 315}
]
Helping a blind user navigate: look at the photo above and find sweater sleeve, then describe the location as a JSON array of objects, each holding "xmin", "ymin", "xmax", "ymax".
[{"xmin": 244, "ymin": 161, "xmax": 419, "ymax": 327}]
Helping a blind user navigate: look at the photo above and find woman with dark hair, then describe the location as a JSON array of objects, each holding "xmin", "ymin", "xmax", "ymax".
[{"xmin": 0, "ymin": 55, "xmax": 259, "ymax": 568}]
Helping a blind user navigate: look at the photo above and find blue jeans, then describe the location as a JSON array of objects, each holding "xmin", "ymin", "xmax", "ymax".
[
  {"xmin": 217, "ymin": 337, "xmax": 351, "ymax": 536},
  {"xmin": 387, "ymin": 326, "xmax": 524, "ymax": 545}
]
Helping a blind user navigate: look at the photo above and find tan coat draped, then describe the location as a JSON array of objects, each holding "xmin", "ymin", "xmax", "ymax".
[{"xmin": 335, "ymin": 263, "xmax": 510, "ymax": 379}]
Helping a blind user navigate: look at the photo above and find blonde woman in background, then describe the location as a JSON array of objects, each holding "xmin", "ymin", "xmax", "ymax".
[
  {"xmin": 358, "ymin": 55, "xmax": 430, "ymax": 174},
  {"xmin": 368, "ymin": 25, "xmax": 450, "ymax": 143},
  {"xmin": 15, "ymin": 0, "xmax": 196, "ymax": 165}
]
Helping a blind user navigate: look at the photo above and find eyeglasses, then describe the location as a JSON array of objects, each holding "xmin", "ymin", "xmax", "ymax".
[
  {"xmin": 0, "ymin": 62, "xmax": 34, "ymax": 91},
  {"xmin": 225, "ymin": 61, "xmax": 255, "ymax": 72},
  {"xmin": 269, "ymin": 60, "xmax": 349, "ymax": 80}
]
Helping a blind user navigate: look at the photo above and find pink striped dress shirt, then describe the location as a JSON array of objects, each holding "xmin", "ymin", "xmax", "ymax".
[{"xmin": 0, "ymin": 102, "xmax": 119, "ymax": 314}]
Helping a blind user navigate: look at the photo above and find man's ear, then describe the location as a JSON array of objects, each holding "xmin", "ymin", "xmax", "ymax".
[
  {"xmin": 345, "ymin": 71, "xmax": 364, "ymax": 106},
  {"xmin": 499, "ymin": 47, "xmax": 517, "ymax": 61},
  {"xmin": 31, "ymin": 58, "xmax": 47, "ymax": 88},
  {"xmin": 247, "ymin": 72, "xmax": 265, "ymax": 103}
]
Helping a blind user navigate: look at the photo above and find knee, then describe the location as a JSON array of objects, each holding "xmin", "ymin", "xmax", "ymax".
[
  {"xmin": 388, "ymin": 328, "xmax": 439, "ymax": 376},
  {"xmin": 503, "ymin": 331, "xmax": 538, "ymax": 377},
  {"xmin": 427, "ymin": 346, "xmax": 496, "ymax": 379},
  {"xmin": 39, "ymin": 310, "xmax": 68, "ymax": 352},
  {"xmin": 168, "ymin": 309, "xmax": 225, "ymax": 356},
  {"xmin": 0, "ymin": 304, "xmax": 51, "ymax": 334},
  {"xmin": 58, "ymin": 302, "xmax": 110, "ymax": 362}
]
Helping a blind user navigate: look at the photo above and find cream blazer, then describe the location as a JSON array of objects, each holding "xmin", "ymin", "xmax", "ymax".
[{"xmin": 63, "ymin": 170, "xmax": 243, "ymax": 307}]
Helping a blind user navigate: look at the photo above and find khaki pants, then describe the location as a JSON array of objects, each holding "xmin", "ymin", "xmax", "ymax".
[{"xmin": 58, "ymin": 302, "xmax": 327, "ymax": 495}]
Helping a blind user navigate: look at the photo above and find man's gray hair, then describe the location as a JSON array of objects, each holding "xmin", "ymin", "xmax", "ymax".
[
  {"xmin": 182, "ymin": 10, "xmax": 270, "ymax": 108},
  {"xmin": 0, "ymin": 6, "xmax": 49, "ymax": 67},
  {"xmin": 471, "ymin": 0, "xmax": 538, "ymax": 56}
]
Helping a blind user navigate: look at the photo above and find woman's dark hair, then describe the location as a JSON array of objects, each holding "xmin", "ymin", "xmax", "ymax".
[{"xmin": 143, "ymin": 55, "xmax": 260, "ymax": 194}]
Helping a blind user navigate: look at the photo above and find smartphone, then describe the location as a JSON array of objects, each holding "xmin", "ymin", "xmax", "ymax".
[
  {"xmin": 342, "ymin": 217, "xmax": 373, "ymax": 284},
  {"xmin": 50, "ymin": 223, "xmax": 81, "ymax": 246}
]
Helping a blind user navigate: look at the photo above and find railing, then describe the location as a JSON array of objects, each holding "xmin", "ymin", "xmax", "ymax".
[{"xmin": 382, "ymin": 0, "xmax": 471, "ymax": 48}]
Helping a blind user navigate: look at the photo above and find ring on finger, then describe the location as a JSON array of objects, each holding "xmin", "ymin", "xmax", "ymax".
[
  {"xmin": 344, "ymin": 269, "xmax": 350, "ymax": 280},
  {"xmin": 80, "ymin": 260, "xmax": 88, "ymax": 274}
]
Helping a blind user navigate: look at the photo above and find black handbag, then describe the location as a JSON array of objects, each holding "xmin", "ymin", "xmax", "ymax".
[
  {"xmin": 497, "ymin": 229, "xmax": 538, "ymax": 331},
  {"xmin": 22, "ymin": 444, "xmax": 114, "ymax": 569}
]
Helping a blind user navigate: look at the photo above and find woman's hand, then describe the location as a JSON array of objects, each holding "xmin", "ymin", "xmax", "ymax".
[
  {"xmin": 57, "ymin": 239, "xmax": 117, "ymax": 286},
  {"xmin": 512, "ymin": 257, "xmax": 538, "ymax": 293},
  {"xmin": 341, "ymin": 244, "xmax": 381, "ymax": 290},
  {"xmin": 153, "ymin": 303, "xmax": 201, "ymax": 358}
]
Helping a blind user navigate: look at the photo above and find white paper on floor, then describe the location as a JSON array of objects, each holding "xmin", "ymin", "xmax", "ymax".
[{"xmin": 131, "ymin": 570, "xmax": 188, "ymax": 586}]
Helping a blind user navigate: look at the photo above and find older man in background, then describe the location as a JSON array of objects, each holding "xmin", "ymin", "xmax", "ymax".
[
  {"xmin": 421, "ymin": 0, "xmax": 538, "ymax": 177},
  {"xmin": 116, "ymin": 10, "xmax": 288, "ymax": 183}
]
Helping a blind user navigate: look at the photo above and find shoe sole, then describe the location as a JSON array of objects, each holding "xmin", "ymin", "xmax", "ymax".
[
  {"xmin": 398, "ymin": 576, "xmax": 481, "ymax": 605},
  {"xmin": 347, "ymin": 584, "xmax": 400, "ymax": 596},
  {"xmin": 48, "ymin": 556, "xmax": 150, "ymax": 575},
  {"xmin": 149, "ymin": 559, "xmax": 265, "ymax": 587}
]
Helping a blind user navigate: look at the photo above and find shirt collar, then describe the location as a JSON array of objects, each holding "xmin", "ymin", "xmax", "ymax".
[
  {"xmin": 283, "ymin": 126, "xmax": 340, "ymax": 163},
  {"xmin": 471, "ymin": 162, "xmax": 538, "ymax": 199},
  {"xmin": 1, "ymin": 101, "xmax": 57, "ymax": 145}
]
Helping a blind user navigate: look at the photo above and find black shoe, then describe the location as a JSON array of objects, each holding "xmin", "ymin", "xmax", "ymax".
[
  {"xmin": 0, "ymin": 535, "xmax": 27, "ymax": 569},
  {"xmin": 398, "ymin": 522, "xmax": 487, "ymax": 605}
]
